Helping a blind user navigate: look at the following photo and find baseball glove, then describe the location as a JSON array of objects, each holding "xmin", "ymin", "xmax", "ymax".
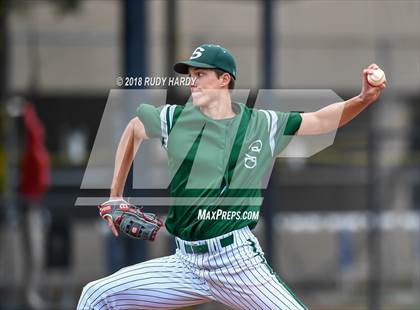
[{"xmin": 98, "ymin": 199, "xmax": 163, "ymax": 241}]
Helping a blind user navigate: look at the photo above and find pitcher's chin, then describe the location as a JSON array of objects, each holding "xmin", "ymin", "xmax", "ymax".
[{"xmin": 191, "ymin": 92, "xmax": 208, "ymax": 107}]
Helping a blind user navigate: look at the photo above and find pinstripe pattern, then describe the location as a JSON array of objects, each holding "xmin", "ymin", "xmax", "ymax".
[
  {"xmin": 77, "ymin": 255, "xmax": 213, "ymax": 309},
  {"xmin": 78, "ymin": 227, "xmax": 307, "ymax": 309}
]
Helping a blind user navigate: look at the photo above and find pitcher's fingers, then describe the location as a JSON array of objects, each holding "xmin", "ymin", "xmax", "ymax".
[{"xmin": 107, "ymin": 217, "xmax": 119, "ymax": 236}]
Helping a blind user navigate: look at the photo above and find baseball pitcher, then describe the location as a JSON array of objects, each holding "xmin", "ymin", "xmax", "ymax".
[{"xmin": 77, "ymin": 44, "xmax": 385, "ymax": 309}]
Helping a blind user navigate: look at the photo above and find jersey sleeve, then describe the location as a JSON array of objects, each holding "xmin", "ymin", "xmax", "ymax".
[
  {"xmin": 274, "ymin": 111, "xmax": 302, "ymax": 156},
  {"xmin": 136, "ymin": 103, "xmax": 182, "ymax": 148},
  {"xmin": 283, "ymin": 112, "xmax": 302, "ymax": 135},
  {"xmin": 136, "ymin": 103, "xmax": 165, "ymax": 139},
  {"xmin": 258, "ymin": 109, "xmax": 302, "ymax": 157}
]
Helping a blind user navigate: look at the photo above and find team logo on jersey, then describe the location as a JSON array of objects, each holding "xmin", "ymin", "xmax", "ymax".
[
  {"xmin": 244, "ymin": 154, "xmax": 257, "ymax": 169},
  {"xmin": 244, "ymin": 139, "xmax": 262, "ymax": 169},
  {"xmin": 249, "ymin": 140, "xmax": 262, "ymax": 153}
]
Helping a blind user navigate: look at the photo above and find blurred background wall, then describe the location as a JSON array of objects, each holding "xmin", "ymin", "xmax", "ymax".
[{"xmin": 0, "ymin": 0, "xmax": 419, "ymax": 309}]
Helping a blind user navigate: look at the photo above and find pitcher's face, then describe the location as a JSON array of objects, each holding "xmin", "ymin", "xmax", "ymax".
[{"xmin": 188, "ymin": 68, "xmax": 225, "ymax": 107}]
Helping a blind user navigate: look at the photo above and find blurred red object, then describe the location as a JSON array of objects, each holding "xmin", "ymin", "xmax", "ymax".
[{"xmin": 19, "ymin": 102, "xmax": 50, "ymax": 201}]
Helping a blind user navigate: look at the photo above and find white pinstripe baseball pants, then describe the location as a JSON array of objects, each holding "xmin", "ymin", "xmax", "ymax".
[{"xmin": 77, "ymin": 226, "xmax": 307, "ymax": 310}]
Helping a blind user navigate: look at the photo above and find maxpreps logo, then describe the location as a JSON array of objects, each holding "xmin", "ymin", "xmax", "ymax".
[{"xmin": 244, "ymin": 140, "xmax": 262, "ymax": 169}]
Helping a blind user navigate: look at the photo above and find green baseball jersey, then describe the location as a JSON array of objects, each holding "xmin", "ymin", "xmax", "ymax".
[{"xmin": 137, "ymin": 101, "xmax": 301, "ymax": 241}]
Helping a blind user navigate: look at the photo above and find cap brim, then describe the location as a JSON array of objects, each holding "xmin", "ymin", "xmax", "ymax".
[{"xmin": 173, "ymin": 60, "xmax": 217, "ymax": 75}]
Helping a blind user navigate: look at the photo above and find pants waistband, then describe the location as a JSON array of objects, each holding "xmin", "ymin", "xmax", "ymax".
[{"xmin": 175, "ymin": 226, "xmax": 251, "ymax": 255}]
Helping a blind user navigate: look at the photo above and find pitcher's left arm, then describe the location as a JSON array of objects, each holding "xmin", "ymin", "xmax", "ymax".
[{"xmin": 297, "ymin": 64, "xmax": 386, "ymax": 136}]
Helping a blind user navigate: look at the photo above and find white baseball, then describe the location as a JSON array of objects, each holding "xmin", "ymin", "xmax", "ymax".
[{"xmin": 367, "ymin": 67, "xmax": 386, "ymax": 87}]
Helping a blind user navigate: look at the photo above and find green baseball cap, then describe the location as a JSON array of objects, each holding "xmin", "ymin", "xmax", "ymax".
[{"xmin": 174, "ymin": 44, "xmax": 237, "ymax": 79}]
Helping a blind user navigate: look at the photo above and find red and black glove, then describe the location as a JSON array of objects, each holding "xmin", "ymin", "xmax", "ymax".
[{"xmin": 99, "ymin": 199, "xmax": 163, "ymax": 241}]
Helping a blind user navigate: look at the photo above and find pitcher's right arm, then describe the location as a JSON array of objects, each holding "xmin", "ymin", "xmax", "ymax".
[{"xmin": 106, "ymin": 117, "xmax": 149, "ymax": 236}]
